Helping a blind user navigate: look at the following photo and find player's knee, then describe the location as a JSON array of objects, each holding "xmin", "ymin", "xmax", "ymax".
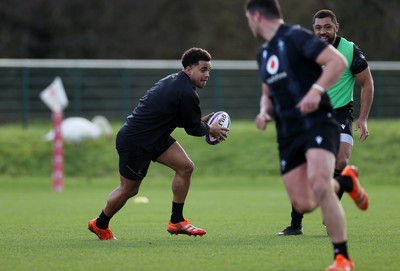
[
  {"xmin": 121, "ymin": 186, "xmax": 139, "ymax": 198},
  {"xmin": 118, "ymin": 179, "xmax": 141, "ymax": 199},
  {"xmin": 292, "ymin": 200, "xmax": 315, "ymax": 213},
  {"xmin": 311, "ymin": 179, "xmax": 332, "ymax": 204},
  {"xmin": 180, "ymin": 160, "xmax": 195, "ymax": 176},
  {"xmin": 129, "ymin": 188, "xmax": 139, "ymax": 198}
]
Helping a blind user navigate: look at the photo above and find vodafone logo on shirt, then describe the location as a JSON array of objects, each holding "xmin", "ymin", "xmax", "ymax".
[
  {"xmin": 266, "ymin": 55, "xmax": 279, "ymax": 75},
  {"xmin": 265, "ymin": 54, "xmax": 287, "ymax": 84}
]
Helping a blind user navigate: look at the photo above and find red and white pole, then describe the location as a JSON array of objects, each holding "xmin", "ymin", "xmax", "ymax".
[
  {"xmin": 40, "ymin": 77, "xmax": 68, "ymax": 192},
  {"xmin": 52, "ymin": 111, "xmax": 64, "ymax": 192}
]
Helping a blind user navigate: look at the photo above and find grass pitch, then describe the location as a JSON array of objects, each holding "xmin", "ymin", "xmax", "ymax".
[{"xmin": 0, "ymin": 177, "xmax": 399, "ymax": 271}]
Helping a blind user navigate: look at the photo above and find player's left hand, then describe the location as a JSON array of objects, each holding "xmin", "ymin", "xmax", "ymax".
[
  {"xmin": 355, "ymin": 118, "xmax": 369, "ymax": 142},
  {"xmin": 209, "ymin": 120, "xmax": 229, "ymax": 141},
  {"xmin": 256, "ymin": 112, "xmax": 272, "ymax": 131}
]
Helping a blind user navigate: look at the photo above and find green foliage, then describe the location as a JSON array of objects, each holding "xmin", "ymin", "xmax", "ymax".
[
  {"xmin": 0, "ymin": 120, "xmax": 399, "ymax": 186},
  {"xmin": 0, "ymin": 123, "xmax": 117, "ymax": 179},
  {"xmin": 349, "ymin": 119, "xmax": 400, "ymax": 185}
]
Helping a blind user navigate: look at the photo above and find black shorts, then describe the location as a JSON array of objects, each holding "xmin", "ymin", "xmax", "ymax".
[
  {"xmin": 116, "ymin": 131, "xmax": 176, "ymax": 181},
  {"xmin": 335, "ymin": 102, "xmax": 354, "ymax": 144},
  {"xmin": 277, "ymin": 119, "xmax": 340, "ymax": 175}
]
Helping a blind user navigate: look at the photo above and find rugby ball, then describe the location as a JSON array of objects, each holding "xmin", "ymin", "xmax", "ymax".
[{"xmin": 205, "ymin": 111, "xmax": 231, "ymax": 145}]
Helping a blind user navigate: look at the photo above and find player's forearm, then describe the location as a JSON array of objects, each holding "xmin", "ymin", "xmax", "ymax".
[
  {"xmin": 259, "ymin": 94, "xmax": 268, "ymax": 113},
  {"xmin": 359, "ymin": 85, "xmax": 374, "ymax": 120},
  {"xmin": 260, "ymin": 94, "xmax": 274, "ymax": 117}
]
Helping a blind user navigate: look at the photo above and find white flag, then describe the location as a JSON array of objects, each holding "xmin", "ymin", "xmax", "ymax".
[{"xmin": 40, "ymin": 77, "xmax": 69, "ymax": 112}]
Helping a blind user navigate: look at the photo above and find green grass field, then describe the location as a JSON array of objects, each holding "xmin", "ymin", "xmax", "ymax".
[{"xmin": 0, "ymin": 120, "xmax": 399, "ymax": 271}]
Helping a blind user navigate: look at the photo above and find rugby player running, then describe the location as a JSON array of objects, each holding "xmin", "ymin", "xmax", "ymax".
[
  {"xmin": 88, "ymin": 47, "xmax": 229, "ymax": 240},
  {"xmin": 278, "ymin": 9, "xmax": 374, "ymax": 237}
]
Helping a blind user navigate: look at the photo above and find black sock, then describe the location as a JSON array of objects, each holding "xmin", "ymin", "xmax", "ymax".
[
  {"xmin": 336, "ymin": 189, "xmax": 345, "ymax": 200},
  {"xmin": 334, "ymin": 169, "xmax": 342, "ymax": 181},
  {"xmin": 291, "ymin": 206, "xmax": 303, "ymax": 228},
  {"xmin": 170, "ymin": 202, "xmax": 184, "ymax": 223},
  {"xmin": 337, "ymin": 175, "xmax": 354, "ymax": 194},
  {"xmin": 333, "ymin": 241, "xmax": 349, "ymax": 259},
  {"xmin": 96, "ymin": 210, "xmax": 112, "ymax": 229},
  {"xmin": 334, "ymin": 169, "xmax": 345, "ymax": 199}
]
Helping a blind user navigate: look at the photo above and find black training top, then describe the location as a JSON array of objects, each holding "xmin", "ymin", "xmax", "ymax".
[
  {"xmin": 120, "ymin": 71, "xmax": 209, "ymax": 151},
  {"xmin": 256, "ymin": 24, "xmax": 335, "ymax": 139}
]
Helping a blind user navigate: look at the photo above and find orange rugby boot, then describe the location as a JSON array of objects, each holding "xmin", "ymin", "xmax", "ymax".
[
  {"xmin": 167, "ymin": 220, "xmax": 206, "ymax": 236},
  {"xmin": 341, "ymin": 165, "xmax": 369, "ymax": 210},
  {"xmin": 326, "ymin": 254, "xmax": 354, "ymax": 271},
  {"xmin": 88, "ymin": 218, "xmax": 117, "ymax": 240}
]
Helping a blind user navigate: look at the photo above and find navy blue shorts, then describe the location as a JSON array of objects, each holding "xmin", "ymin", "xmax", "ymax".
[
  {"xmin": 277, "ymin": 119, "xmax": 340, "ymax": 175},
  {"xmin": 116, "ymin": 131, "xmax": 175, "ymax": 181}
]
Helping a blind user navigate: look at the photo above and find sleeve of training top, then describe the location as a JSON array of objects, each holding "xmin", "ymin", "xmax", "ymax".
[
  {"xmin": 351, "ymin": 44, "xmax": 369, "ymax": 74},
  {"xmin": 179, "ymin": 87, "xmax": 210, "ymax": 137},
  {"xmin": 291, "ymin": 26, "xmax": 327, "ymax": 60},
  {"xmin": 256, "ymin": 45, "xmax": 266, "ymax": 82}
]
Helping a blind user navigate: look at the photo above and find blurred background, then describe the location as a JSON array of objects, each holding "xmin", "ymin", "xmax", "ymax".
[
  {"xmin": 1, "ymin": 0, "xmax": 399, "ymax": 60},
  {"xmin": 0, "ymin": 0, "xmax": 399, "ymax": 125}
]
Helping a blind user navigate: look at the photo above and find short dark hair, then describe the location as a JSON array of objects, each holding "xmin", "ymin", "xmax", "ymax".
[
  {"xmin": 181, "ymin": 47, "xmax": 212, "ymax": 68},
  {"xmin": 312, "ymin": 9, "xmax": 338, "ymax": 25},
  {"xmin": 244, "ymin": 0, "xmax": 283, "ymax": 20}
]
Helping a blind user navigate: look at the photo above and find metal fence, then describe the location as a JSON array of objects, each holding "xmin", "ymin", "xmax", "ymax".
[{"xmin": 0, "ymin": 59, "xmax": 399, "ymax": 126}]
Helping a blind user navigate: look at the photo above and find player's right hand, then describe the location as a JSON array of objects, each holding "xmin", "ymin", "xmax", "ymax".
[{"xmin": 202, "ymin": 112, "xmax": 215, "ymax": 123}]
